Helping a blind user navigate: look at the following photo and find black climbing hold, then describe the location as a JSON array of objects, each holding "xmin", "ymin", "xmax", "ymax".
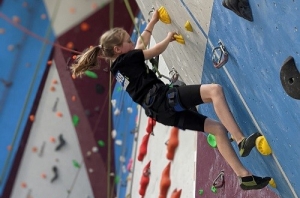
[
  {"xmin": 0, "ymin": 78, "xmax": 12, "ymax": 87},
  {"xmin": 280, "ymin": 56, "xmax": 300, "ymax": 100},
  {"xmin": 222, "ymin": 0, "xmax": 253, "ymax": 22},
  {"xmin": 55, "ymin": 134, "xmax": 66, "ymax": 151},
  {"xmin": 95, "ymin": 83, "xmax": 105, "ymax": 94},
  {"xmin": 85, "ymin": 109, "xmax": 91, "ymax": 117},
  {"xmin": 51, "ymin": 166, "xmax": 58, "ymax": 183}
]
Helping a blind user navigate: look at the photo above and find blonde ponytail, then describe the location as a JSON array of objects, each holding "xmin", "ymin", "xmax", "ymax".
[
  {"xmin": 71, "ymin": 46, "xmax": 101, "ymax": 78},
  {"xmin": 71, "ymin": 27, "xmax": 127, "ymax": 78}
]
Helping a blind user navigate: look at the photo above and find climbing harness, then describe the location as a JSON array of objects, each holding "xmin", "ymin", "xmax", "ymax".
[
  {"xmin": 166, "ymin": 87, "xmax": 186, "ymax": 112},
  {"xmin": 143, "ymin": 84, "xmax": 160, "ymax": 118},
  {"xmin": 212, "ymin": 40, "xmax": 228, "ymax": 68}
]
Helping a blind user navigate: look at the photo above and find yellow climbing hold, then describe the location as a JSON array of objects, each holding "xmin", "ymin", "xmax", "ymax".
[
  {"xmin": 184, "ymin": 21, "xmax": 193, "ymax": 32},
  {"xmin": 269, "ymin": 178, "xmax": 276, "ymax": 188},
  {"xmin": 158, "ymin": 6, "xmax": 171, "ymax": 24},
  {"xmin": 174, "ymin": 34, "xmax": 185, "ymax": 44},
  {"xmin": 255, "ymin": 136, "xmax": 272, "ymax": 155}
]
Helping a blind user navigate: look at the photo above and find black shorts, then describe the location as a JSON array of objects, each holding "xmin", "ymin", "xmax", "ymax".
[{"xmin": 145, "ymin": 84, "xmax": 207, "ymax": 131}]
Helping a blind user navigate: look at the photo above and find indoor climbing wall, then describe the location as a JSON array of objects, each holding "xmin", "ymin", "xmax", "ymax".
[
  {"xmin": 127, "ymin": 37, "xmax": 198, "ymax": 198},
  {"xmin": 0, "ymin": 1, "xmax": 55, "ymax": 196},
  {"xmin": 1, "ymin": 0, "xmax": 139, "ymax": 198},
  {"xmin": 110, "ymin": 12, "xmax": 145, "ymax": 198},
  {"xmin": 136, "ymin": 0, "xmax": 214, "ymax": 85},
  {"xmin": 135, "ymin": 0, "xmax": 299, "ymax": 198},
  {"xmin": 200, "ymin": 1, "xmax": 300, "ymax": 198},
  {"xmin": 10, "ymin": 62, "xmax": 94, "ymax": 198}
]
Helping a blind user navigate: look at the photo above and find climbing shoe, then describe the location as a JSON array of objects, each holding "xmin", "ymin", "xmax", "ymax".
[
  {"xmin": 239, "ymin": 175, "xmax": 271, "ymax": 190},
  {"xmin": 238, "ymin": 132, "xmax": 262, "ymax": 157}
]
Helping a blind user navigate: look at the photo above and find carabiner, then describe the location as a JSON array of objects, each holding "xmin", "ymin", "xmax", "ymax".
[{"xmin": 212, "ymin": 40, "xmax": 229, "ymax": 69}]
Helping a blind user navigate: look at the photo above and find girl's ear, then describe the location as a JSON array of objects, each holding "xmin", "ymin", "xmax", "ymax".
[{"xmin": 114, "ymin": 45, "xmax": 122, "ymax": 54}]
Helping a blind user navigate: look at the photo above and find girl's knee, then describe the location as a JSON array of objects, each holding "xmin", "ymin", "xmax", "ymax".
[
  {"xmin": 209, "ymin": 84, "xmax": 224, "ymax": 98},
  {"xmin": 214, "ymin": 123, "xmax": 227, "ymax": 135}
]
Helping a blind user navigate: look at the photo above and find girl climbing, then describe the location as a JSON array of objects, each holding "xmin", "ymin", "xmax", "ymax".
[{"xmin": 71, "ymin": 9, "xmax": 270, "ymax": 190}]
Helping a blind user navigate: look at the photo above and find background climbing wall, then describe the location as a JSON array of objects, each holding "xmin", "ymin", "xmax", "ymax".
[
  {"xmin": 0, "ymin": 0, "xmax": 139, "ymax": 197},
  {"xmin": 0, "ymin": 0, "xmax": 55, "ymax": 196}
]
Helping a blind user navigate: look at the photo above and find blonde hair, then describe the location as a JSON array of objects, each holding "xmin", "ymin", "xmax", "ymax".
[{"xmin": 71, "ymin": 27, "xmax": 127, "ymax": 77}]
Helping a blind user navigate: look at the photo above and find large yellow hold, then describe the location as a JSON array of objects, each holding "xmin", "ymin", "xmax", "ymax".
[
  {"xmin": 255, "ymin": 136, "xmax": 272, "ymax": 155},
  {"xmin": 174, "ymin": 34, "xmax": 185, "ymax": 44},
  {"xmin": 158, "ymin": 6, "xmax": 171, "ymax": 24}
]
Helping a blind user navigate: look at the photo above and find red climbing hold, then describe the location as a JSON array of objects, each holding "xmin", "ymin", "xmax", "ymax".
[
  {"xmin": 159, "ymin": 162, "xmax": 171, "ymax": 198},
  {"xmin": 139, "ymin": 161, "xmax": 151, "ymax": 196},
  {"xmin": 166, "ymin": 127, "xmax": 179, "ymax": 160},
  {"xmin": 137, "ymin": 133, "xmax": 150, "ymax": 161}
]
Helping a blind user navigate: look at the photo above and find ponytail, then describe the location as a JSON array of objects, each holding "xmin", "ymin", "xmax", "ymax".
[
  {"xmin": 71, "ymin": 27, "xmax": 127, "ymax": 78},
  {"xmin": 71, "ymin": 46, "xmax": 101, "ymax": 78}
]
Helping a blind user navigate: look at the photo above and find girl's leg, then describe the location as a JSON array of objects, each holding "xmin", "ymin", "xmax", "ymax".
[
  {"xmin": 200, "ymin": 84, "xmax": 262, "ymax": 157},
  {"xmin": 200, "ymin": 84, "xmax": 245, "ymax": 144},
  {"xmin": 203, "ymin": 118, "xmax": 271, "ymax": 190},
  {"xmin": 204, "ymin": 118, "xmax": 250, "ymax": 176}
]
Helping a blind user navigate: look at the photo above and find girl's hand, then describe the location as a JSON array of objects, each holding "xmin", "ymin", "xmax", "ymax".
[
  {"xmin": 150, "ymin": 10, "xmax": 159, "ymax": 24},
  {"xmin": 167, "ymin": 32, "xmax": 177, "ymax": 42}
]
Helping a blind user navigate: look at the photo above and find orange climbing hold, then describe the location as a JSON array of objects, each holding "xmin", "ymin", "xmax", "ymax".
[
  {"xmin": 29, "ymin": 115, "xmax": 35, "ymax": 122},
  {"xmin": 137, "ymin": 133, "xmax": 150, "ymax": 161},
  {"xmin": 66, "ymin": 42, "xmax": 74, "ymax": 49},
  {"xmin": 56, "ymin": 112, "xmax": 63, "ymax": 117},
  {"xmin": 170, "ymin": 188, "xmax": 182, "ymax": 198},
  {"xmin": 52, "ymin": 79, "xmax": 58, "ymax": 84},
  {"xmin": 80, "ymin": 22, "xmax": 90, "ymax": 31},
  {"xmin": 41, "ymin": 173, "xmax": 47, "ymax": 179},
  {"xmin": 91, "ymin": 3, "xmax": 98, "ymax": 10},
  {"xmin": 159, "ymin": 162, "xmax": 171, "ymax": 198},
  {"xmin": 69, "ymin": 7, "xmax": 76, "ymax": 14},
  {"xmin": 139, "ymin": 161, "xmax": 151, "ymax": 196},
  {"xmin": 50, "ymin": 86, "xmax": 55, "ymax": 92},
  {"xmin": 166, "ymin": 127, "xmax": 179, "ymax": 160},
  {"xmin": 21, "ymin": 182, "xmax": 27, "ymax": 188},
  {"xmin": 47, "ymin": 60, "xmax": 52, "ymax": 66},
  {"xmin": 7, "ymin": 145, "xmax": 12, "ymax": 151},
  {"xmin": 49, "ymin": 136, "xmax": 56, "ymax": 143},
  {"xmin": 72, "ymin": 95, "xmax": 76, "ymax": 101},
  {"xmin": 31, "ymin": 146, "xmax": 38, "ymax": 153},
  {"xmin": 41, "ymin": 14, "xmax": 47, "ymax": 20},
  {"xmin": 12, "ymin": 16, "xmax": 20, "ymax": 23}
]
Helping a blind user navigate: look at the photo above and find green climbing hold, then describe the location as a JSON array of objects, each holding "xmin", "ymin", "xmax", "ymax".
[
  {"xmin": 198, "ymin": 189, "xmax": 204, "ymax": 195},
  {"xmin": 72, "ymin": 115, "xmax": 79, "ymax": 126},
  {"xmin": 72, "ymin": 160, "xmax": 80, "ymax": 168},
  {"xmin": 85, "ymin": 70, "xmax": 98, "ymax": 78},
  {"xmin": 117, "ymin": 86, "xmax": 122, "ymax": 92},
  {"xmin": 207, "ymin": 133, "xmax": 217, "ymax": 148},
  {"xmin": 211, "ymin": 186, "xmax": 217, "ymax": 193},
  {"xmin": 114, "ymin": 175, "xmax": 120, "ymax": 184},
  {"xmin": 98, "ymin": 140, "xmax": 105, "ymax": 147}
]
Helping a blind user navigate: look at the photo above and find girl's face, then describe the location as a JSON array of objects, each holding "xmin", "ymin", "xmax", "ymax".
[{"xmin": 119, "ymin": 33, "xmax": 135, "ymax": 53}]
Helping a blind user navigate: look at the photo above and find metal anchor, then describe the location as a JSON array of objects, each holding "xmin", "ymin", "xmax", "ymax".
[
  {"xmin": 212, "ymin": 170, "xmax": 225, "ymax": 188},
  {"xmin": 212, "ymin": 40, "xmax": 229, "ymax": 68}
]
